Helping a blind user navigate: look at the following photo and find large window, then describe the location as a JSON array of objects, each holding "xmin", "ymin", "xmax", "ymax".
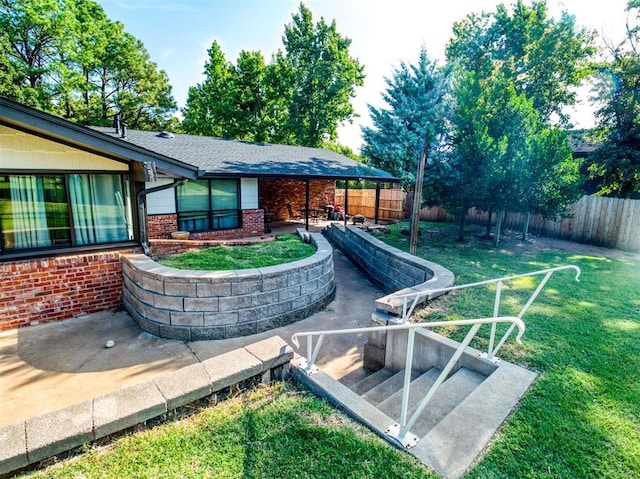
[
  {"xmin": 177, "ymin": 179, "xmax": 240, "ymax": 231},
  {"xmin": 0, "ymin": 173, "xmax": 134, "ymax": 253}
]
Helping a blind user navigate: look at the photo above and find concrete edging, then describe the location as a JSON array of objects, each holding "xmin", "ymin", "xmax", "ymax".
[
  {"xmin": 0, "ymin": 336, "xmax": 293, "ymax": 477},
  {"xmin": 122, "ymin": 231, "xmax": 335, "ymax": 341}
]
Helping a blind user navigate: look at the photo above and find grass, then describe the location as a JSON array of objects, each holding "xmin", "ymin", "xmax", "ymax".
[
  {"xmin": 20, "ymin": 222, "xmax": 640, "ymax": 478},
  {"xmin": 157, "ymin": 234, "xmax": 315, "ymax": 270},
  {"xmin": 370, "ymin": 221, "xmax": 640, "ymax": 478},
  {"xmin": 22, "ymin": 382, "xmax": 434, "ymax": 479}
]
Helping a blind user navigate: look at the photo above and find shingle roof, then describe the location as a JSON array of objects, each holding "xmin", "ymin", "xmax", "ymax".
[{"xmin": 91, "ymin": 127, "xmax": 398, "ymax": 182}]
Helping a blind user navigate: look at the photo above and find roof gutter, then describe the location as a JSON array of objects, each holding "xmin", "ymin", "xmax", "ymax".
[{"xmin": 137, "ymin": 178, "xmax": 188, "ymax": 256}]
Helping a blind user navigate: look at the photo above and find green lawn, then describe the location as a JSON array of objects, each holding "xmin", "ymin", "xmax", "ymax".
[
  {"xmin": 371, "ymin": 221, "xmax": 640, "ymax": 478},
  {"xmin": 23, "ymin": 383, "xmax": 434, "ymax": 479},
  {"xmin": 21, "ymin": 222, "xmax": 640, "ymax": 478},
  {"xmin": 158, "ymin": 234, "xmax": 315, "ymax": 270}
]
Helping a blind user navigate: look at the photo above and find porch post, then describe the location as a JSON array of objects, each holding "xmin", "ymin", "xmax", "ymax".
[
  {"xmin": 374, "ymin": 182, "xmax": 381, "ymax": 224},
  {"xmin": 305, "ymin": 179, "xmax": 310, "ymax": 230},
  {"xmin": 344, "ymin": 180, "xmax": 349, "ymax": 226}
]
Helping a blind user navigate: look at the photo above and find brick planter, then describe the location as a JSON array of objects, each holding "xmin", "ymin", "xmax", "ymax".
[{"xmin": 122, "ymin": 232, "xmax": 335, "ymax": 341}]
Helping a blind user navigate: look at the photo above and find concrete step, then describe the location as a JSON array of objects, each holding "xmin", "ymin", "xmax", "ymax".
[
  {"xmin": 361, "ymin": 369, "xmax": 421, "ymax": 406},
  {"xmin": 337, "ymin": 367, "xmax": 372, "ymax": 389},
  {"xmin": 412, "ymin": 362, "xmax": 538, "ymax": 479},
  {"xmin": 410, "ymin": 368, "xmax": 485, "ymax": 437},
  {"xmin": 349, "ymin": 368, "xmax": 394, "ymax": 396},
  {"xmin": 377, "ymin": 368, "xmax": 440, "ymax": 419},
  {"xmin": 378, "ymin": 367, "xmax": 485, "ymax": 437},
  {"xmin": 291, "ymin": 356, "xmax": 396, "ymax": 444}
]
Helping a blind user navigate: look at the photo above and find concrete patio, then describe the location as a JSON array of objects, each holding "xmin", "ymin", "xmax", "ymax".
[{"xmin": 0, "ymin": 245, "xmax": 382, "ymax": 475}]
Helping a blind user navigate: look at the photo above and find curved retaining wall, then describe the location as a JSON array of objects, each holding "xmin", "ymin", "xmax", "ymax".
[
  {"xmin": 323, "ymin": 224, "xmax": 454, "ymax": 314},
  {"xmin": 323, "ymin": 223, "xmax": 455, "ymax": 371},
  {"xmin": 122, "ymin": 231, "xmax": 335, "ymax": 341}
]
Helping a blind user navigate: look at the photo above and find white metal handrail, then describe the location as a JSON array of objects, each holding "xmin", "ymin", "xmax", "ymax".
[
  {"xmin": 292, "ymin": 316, "xmax": 525, "ymax": 448},
  {"xmin": 291, "ymin": 265, "xmax": 580, "ymax": 448},
  {"xmin": 393, "ymin": 265, "xmax": 580, "ymax": 361}
]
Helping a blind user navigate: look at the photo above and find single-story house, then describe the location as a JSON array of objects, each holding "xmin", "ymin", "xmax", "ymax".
[{"xmin": 0, "ymin": 97, "xmax": 397, "ymax": 331}]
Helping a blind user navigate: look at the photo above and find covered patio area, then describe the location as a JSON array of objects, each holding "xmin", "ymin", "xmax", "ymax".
[{"xmin": 258, "ymin": 177, "xmax": 401, "ymax": 232}]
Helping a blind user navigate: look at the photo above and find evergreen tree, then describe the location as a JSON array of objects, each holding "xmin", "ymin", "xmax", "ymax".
[
  {"xmin": 361, "ymin": 48, "xmax": 451, "ymax": 253},
  {"xmin": 361, "ymin": 48, "xmax": 451, "ymax": 192},
  {"xmin": 587, "ymin": 0, "xmax": 640, "ymax": 197}
]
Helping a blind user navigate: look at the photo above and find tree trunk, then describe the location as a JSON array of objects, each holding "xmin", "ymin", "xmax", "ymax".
[
  {"xmin": 457, "ymin": 212, "xmax": 466, "ymax": 242},
  {"xmin": 522, "ymin": 212, "xmax": 530, "ymax": 241},
  {"xmin": 494, "ymin": 210, "xmax": 504, "ymax": 247},
  {"xmin": 485, "ymin": 207, "xmax": 493, "ymax": 238}
]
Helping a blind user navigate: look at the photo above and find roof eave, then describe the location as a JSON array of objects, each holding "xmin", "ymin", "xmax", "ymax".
[{"xmin": 0, "ymin": 97, "xmax": 197, "ymax": 179}]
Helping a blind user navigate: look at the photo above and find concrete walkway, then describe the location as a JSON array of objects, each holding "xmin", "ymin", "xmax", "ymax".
[{"xmin": 0, "ymin": 248, "xmax": 381, "ymax": 429}]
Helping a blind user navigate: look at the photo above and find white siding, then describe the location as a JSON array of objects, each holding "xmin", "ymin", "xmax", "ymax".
[
  {"xmin": 0, "ymin": 124, "xmax": 129, "ymax": 171},
  {"xmin": 146, "ymin": 179, "xmax": 177, "ymax": 214},
  {"xmin": 241, "ymin": 178, "xmax": 258, "ymax": 209}
]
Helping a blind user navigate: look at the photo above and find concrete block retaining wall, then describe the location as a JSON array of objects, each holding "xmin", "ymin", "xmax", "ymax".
[
  {"xmin": 122, "ymin": 231, "xmax": 335, "ymax": 341},
  {"xmin": 323, "ymin": 224, "xmax": 454, "ymax": 316},
  {"xmin": 323, "ymin": 224, "xmax": 455, "ymax": 372}
]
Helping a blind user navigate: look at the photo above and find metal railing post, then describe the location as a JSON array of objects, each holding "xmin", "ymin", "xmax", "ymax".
[
  {"xmin": 399, "ymin": 328, "xmax": 416, "ymax": 428},
  {"xmin": 488, "ymin": 280, "xmax": 502, "ymax": 359}
]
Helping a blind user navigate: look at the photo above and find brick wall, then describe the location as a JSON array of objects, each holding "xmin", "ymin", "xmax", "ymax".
[
  {"xmin": 259, "ymin": 179, "xmax": 335, "ymax": 220},
  {"xmin": 147, "ymin": 214, "xmax": 178, "ymax": 239},
  {"xmin": 147, "ymin": 210, "xmax": 265, "ymax": 241},
  {"xmin": 0, "ymin": 248, "xmax": 140, "ymax": 331}
]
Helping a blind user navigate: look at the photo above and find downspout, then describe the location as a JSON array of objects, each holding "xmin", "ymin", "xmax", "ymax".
[{"xmin": 137, "ymin": 178, "xmax": 188, "ymax": 256}]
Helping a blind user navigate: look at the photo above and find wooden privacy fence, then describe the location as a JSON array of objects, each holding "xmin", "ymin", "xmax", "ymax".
[
  {"xmin": 335, "ymin": 188, "xmax": 404, "ymax": 221},
  {"xmin": 419, "ymin": 195, "xmax": 640, "ymax": 252}
]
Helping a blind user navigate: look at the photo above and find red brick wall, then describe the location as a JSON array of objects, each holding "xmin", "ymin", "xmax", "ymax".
[
  {"xmin": 147, "ymin": 209, "xmax": 265, "ymax": 241},
  {"xmin": 259, "ymin": 179, "xmax": 336, "ymax": 220},
  {"xmin": 147, "ymin": 214, "xmax": 178, "ymax": 239},
  {"xmin": 0, "ymin": 248, "xmax": 140, "ymax": 331}
]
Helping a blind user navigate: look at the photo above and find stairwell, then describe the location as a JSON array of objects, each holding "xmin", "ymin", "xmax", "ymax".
[
  {"xmin": 292, "ymin": 329, "xmax": 537, "ymax": 479},
  {"xmin": 293, "ymin": 225, "xmax": 569, "ymax": 477}
]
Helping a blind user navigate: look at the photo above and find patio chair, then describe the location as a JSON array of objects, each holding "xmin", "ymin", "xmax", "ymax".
[
  {"xmin": 262, "ymin": 206, "xmax": 274, "ymax": 233},
  {"xmin": 286, "ymin": 204, "xmax": 302, "ymax": 221}
]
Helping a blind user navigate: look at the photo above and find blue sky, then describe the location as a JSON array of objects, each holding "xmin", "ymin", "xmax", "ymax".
[{"xmin": 98, "ymin": 0, "xmax": 631, "ymax": 150}]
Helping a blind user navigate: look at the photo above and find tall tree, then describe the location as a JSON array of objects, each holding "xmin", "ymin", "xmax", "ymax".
[
  {"xmin": 0, "ymin": 0, "xmax": 177, "ymax": 130},
  {"xmin": 182, "ymin": 3, "xmax": 363, "ymax": 149},
  {"xmin": 276, "ymin": 2, "xmax": 364, "ymax": 147},
  {"xmin": 447, "ymin": 0, "xmax": 594, "ymax": 125},
  {"xmin": 231, "ymin": 50, "xmax": 269, "ymax": 141},
  {"xmin": 587, "ymin": 1, "xmax": 640, "ymax": 197},
  {"xmin": 182, "ymin": 41, "xmax": 236, "ymax": 137},
  {"xmin": 446, "ymin": 0, "xmax": 590, "ymax": 240},
  {"xmin": 362, "ymin": 48, "xmax": 451, "ymax": 190},
  {"xmin": 361, "ymin": 48, "xmax": 451, "ymax": 253},
  {"xmin": 0, "ymin": 0, "xmax": 71, "ymax": 109},
  {"xmin": 183, "ymin": 45, "xmax": 273, "ymax": 141}
]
